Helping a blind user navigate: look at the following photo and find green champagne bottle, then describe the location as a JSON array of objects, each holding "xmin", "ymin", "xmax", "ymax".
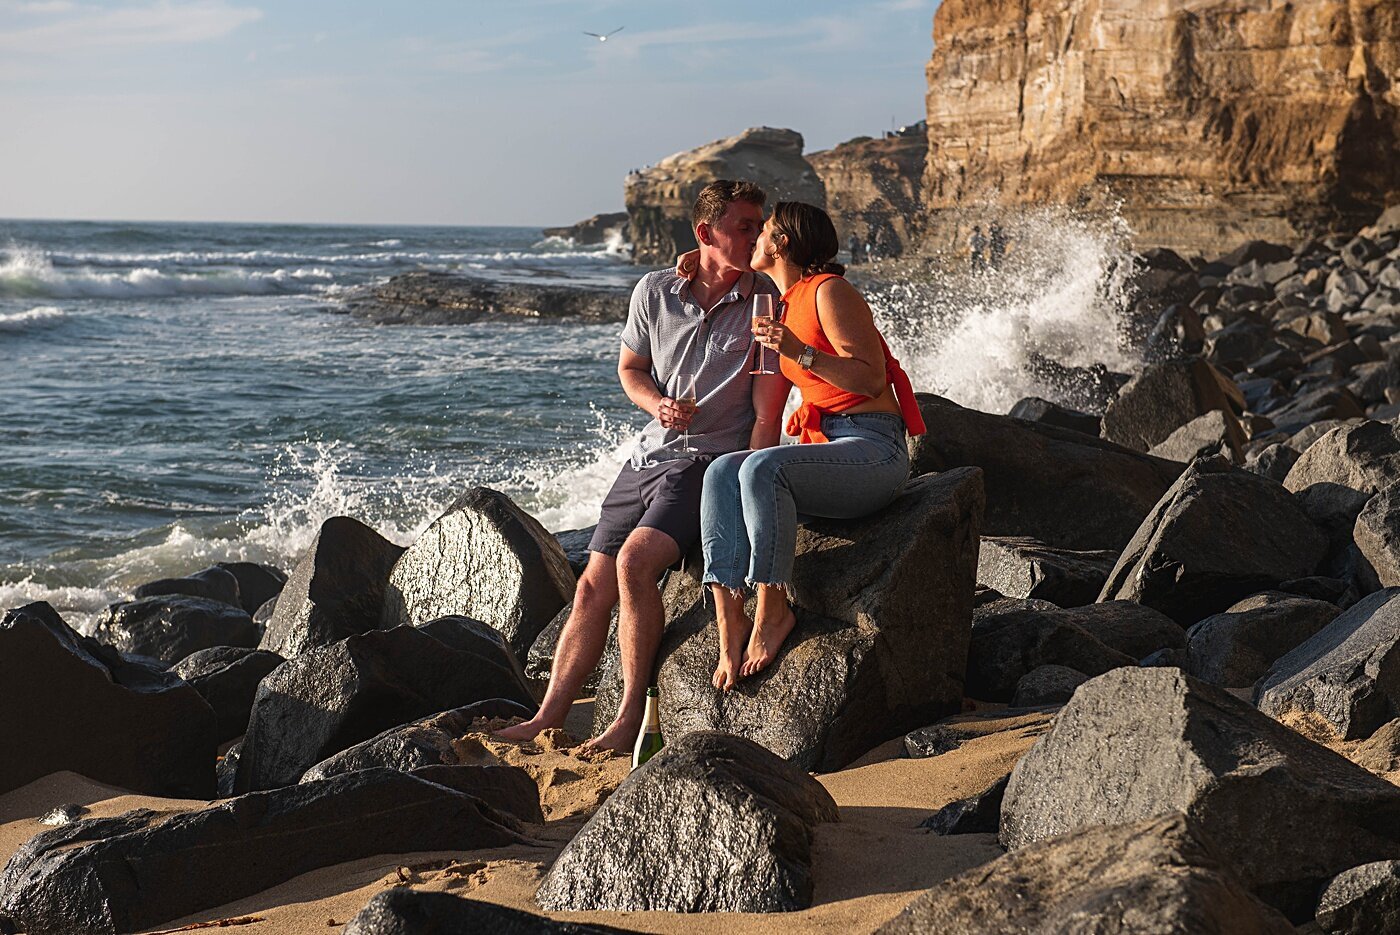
[{"xmin": 631, "ymin": 686, "xmax": 664, "ymax": 770}]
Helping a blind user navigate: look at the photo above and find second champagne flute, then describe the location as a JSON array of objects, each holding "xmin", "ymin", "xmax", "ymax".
[
  {"xmin": 750, "ymin": 294, "xmax": 777, "ymax": 375},
  {"xmin": 676, "ymin": 372, "xmax": 699, "ymax": 453}
]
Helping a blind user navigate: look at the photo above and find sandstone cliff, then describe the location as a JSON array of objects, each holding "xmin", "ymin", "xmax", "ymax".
[
  {"xmin": 808, "ymin": 122, "xmax": 927, "ymax": 256},
  {"xmin": 624, "ymin": 127, "xmax": 825, "ymax": 265},
  {"xmin": 923, "ymin": 0, "xmax": 1400, "ymax": 253}
]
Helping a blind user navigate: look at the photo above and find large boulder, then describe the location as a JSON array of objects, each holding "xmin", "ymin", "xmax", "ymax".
[
  {"xmin": 1099, "ymin": 457, "xmax": 1328, "ymax": 625},
  {"xmin": 1001, "ymin": 667, "xmax": 1400, "ymax": 918},
  {"xmin": 259, "ymin": 515, "xmax": 404, "ymax": 659},
  {"xmin": 1284, "ymin": 420, "xmax": 1400, "ymax": 498},
  {"xmin": 1101, "ymin": 357, "xmax": 1243, "ymax": 453},
  {"xmin": 624, "ymin": 127, "xmax": 825, "ymax": 265},
  {"xmin": 214, "ymin": 561, "xmax": 287, "ymax": 616},
  {"xmin": 967, "ymin": 595, "xmax": 1145, "ymax": 701},
  {"xmin": 975, "ymin": 536, "xmax": 1117, "ymax": 607},
  {"xmin": 1354, "ymin": 485, "xmax": 1400, "ymax": 588},
  {"xmin": 170, "ymin": 646, "xmax": 286, "ymax": 743},
  {"xmin": 236, "ymin": 616, "xmax": 537, "ymax": 792},
  {"xmin": 92, "ymin": 595, "xmax": 259, "ymax": 665},
  {"xmin": 1184, "ymin": 591, "xmax": 1341, "ymax": 689},
  {"xmin": 346, "ymin": 889, "xmax": 631, "ymax": 935},
  {"xmin": 526, "ymin": 601, "xmax": 619, "ymax": 690},
  {"xmin": 534, "ymin": 731, "xmax": 838, "ymax": 912},
  {"xmin": 0, "ymin": 769, "xmax": 526, "ymax": 935},
  {"xmin": 909, "ymin": 393, "xmax": 1183, "ymax": 551},
  {"xmin": 0, "ymin": 603, "xmax": 216, "ymax": 798},
  {"xmin": 133, "ymin": 565, "xmax": 241, "ymax": 608},
  {"xmin": 1148, "ymin": 407, "xmax": 1247, "ymax": 464},
  {"xmin": 592, "ymin": 469, "xmax": 983, "ymax": 771},
  {"xmin": 878, "ymin": 813, "xmax": 1292, "ymax": 934},
  {"xmin": 381, "ymin": 487, "xmax": 576, "ymax": 661},
  {"xmin": 1315, "ymin": 860, "xmax": 1400, "ymax": 935},
  {"xmin": 1256, "ymin": 588, "xmax": 1400, "ymax": 740}
]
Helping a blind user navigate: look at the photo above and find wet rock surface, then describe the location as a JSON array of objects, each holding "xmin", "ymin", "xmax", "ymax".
[
  {"xmin": 345, "ymin": 270, "xmax": 630, "ymax": 324},
  {"xmin": 975, "ymin": 535, "xmax": 1118, "ymax": 607},
  {"xmin": 0, "ymin": 769, "xmax": 526, "ymax": 935},
  {"xmin": 535, "ymin": 731, "xmax": 838, "ymax": 913},
  {"xmin": 592, "ymin": 469, "xmax": 983, "ymax": 771},
  {"xmin": 345, "ymin": 889, "xmax": 632, "ymax": 935},
  {"xmin": 236, "ymin": 616, "xmax": 536, "ymax": 792},
  {"xmin": 0, "ymin": 602, "xmax": 217, "ymax": 798},
  {"xmin": 382, "ymin": 486, "xmax": 576, "ymax": 661},
  {"xmin": 92, "ymin": 594, "xmax": 259, "ymax": 665},
  {"xmin": 170, "ymin": 646, "xmax": 286, "ymax": 743},
  {"xmin": 1002, "ymin": 667, "xmax": 1400, "ymax": 918},
  {"xmin": 133, "ymin": 564, "xmax": 241, "ymax": 608}
]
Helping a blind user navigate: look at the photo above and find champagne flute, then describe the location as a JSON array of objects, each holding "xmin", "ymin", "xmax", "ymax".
[
  {"xmin": 750, "ymin": 294, "xmax": 777, "ymax": 375},
  {"xmin": 676, "ymin": 372, "xmax": 699, "ymax": 453}
]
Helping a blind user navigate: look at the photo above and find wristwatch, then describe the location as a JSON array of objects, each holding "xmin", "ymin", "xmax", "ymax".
[{"xmin": 797, "ymin": 344, "xmax": 817, "ymax": 370}]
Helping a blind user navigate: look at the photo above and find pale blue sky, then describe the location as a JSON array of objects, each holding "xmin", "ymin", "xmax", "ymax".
[{"xmin": 1, "ymin": 0, "xmax": 941, "ymax": 226}]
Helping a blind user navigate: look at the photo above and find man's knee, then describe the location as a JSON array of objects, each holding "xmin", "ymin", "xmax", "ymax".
[{"xmin": 616, "ymin": 531, "xmax": 675, "ymax": 587}]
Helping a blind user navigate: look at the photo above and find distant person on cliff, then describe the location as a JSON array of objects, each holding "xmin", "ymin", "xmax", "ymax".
[
  {"xmin": 847, "ymin": 233, "xmax": 862, "ymax": 266},
  {"xmin": 988, "ymin": 222, "xmax": 1008, "ymax": 268},
  {"xmin": 969, "ymin": 225, "xmax": 987, "ymax": 269},
  {"xmin": 496, "ymin": 180, "xmax": 781, "ymax": 751},
  {"xmin": 681, "ymin": 202, "xmax": 926, "ymax": 689}
]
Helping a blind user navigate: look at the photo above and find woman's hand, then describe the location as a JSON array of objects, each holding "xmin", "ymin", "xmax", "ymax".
[
  {"xmin": 753, "ymin": 317, "xmax": 805, "ymax": 362},
  {"xmin": 675, "ymin": 249, "xmax": 701, "ymax": 280}
]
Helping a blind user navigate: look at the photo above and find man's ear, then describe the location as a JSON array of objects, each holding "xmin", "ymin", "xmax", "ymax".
[{"xmin": 695, "ymin": 223, "xmax": 712, "ymax": 247}]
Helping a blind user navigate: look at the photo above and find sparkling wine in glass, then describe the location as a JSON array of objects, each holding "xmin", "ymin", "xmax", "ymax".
[
  {"xmin": 750, "ymin": 294, "xmax": 777, "ymax": 374},
  {"xmin": 676, "ymin": 372, "xmax": 699, "ymax": 453}
]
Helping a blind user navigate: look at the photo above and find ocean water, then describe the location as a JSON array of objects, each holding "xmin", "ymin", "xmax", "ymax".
[{"xmin": 0, "ymin": 213, "xmax": 1143, "ymax": 630}]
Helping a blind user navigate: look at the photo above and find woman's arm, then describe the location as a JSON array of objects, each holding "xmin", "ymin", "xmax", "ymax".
[
  {"xmin": 749, "ymin": 371, "xmax": 792, "ymax": 449},
  {"xmin": 757, "ymin": 278, "xmax": 888, "ymax": 398}
]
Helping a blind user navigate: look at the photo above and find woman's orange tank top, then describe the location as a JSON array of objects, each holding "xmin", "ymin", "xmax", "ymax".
[{"xmin": 777, "ymin": 272, "xmax": 927, "ymax": 444}]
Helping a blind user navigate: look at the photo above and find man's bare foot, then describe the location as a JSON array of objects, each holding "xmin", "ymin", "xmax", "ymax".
[
  {"xmin": 581, "ymin": 717, "xmax": 640, "ymax": 755},
  {"xmin": 740, "ymin": 606, "xmax": 797, "ymax": 678},
  {"xmin": 713, "ymin": 645, "xmax": 744, "ymax": 691},
  {"xmin": 494, "ymin": 715, "xmax": 561, "ymax": 743}
]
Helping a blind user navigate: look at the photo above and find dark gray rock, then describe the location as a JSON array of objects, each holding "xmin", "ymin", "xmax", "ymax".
[
  {"xmin": 1257, "ymin": 588, "xmax": 1400, "ymax": 740},
  {"xmin": 1278, "ymin": 575, "xmax": 1352, "ymax": 605},
  {"xmin": 1355, "ymin": 486, "xmax": 1400, "ymax": 588},
  {"xmin": 134, "ymin": 565, "xmax": 240, "ymax": 608},
  {"xmin": 1315, "ymin": 860, "xmax": 1400, "ymax": 935},
  {"xmin": 593, "ymin": 470, "xmax": 983, "ymax": 771},
  {"xmin": 879, "ymin": 813, "xmax": 1292, "ymax": 934},
  {"xmin": 553, "ymin": 526, "xmax": 596, "ymax": 578},
  {"xmin": 346, "ymin": 887, "xmax": 632, "ymax": 935},
  {"xmin": 214, "ymin": 561, "xmax": 286, "ymax": 616},
  {"xmin": 525, "ymin": 601, "xmax": 619, "ymax": 690},
  {"xmin": 1001, "ymin": 667, "xmax": 1400, "ymax": 918},
  {"xmin": 216, "ymin": 741, "xmax": 239, "ymax": 798},
  {"xmin": 259, "ymin": 516, "xmax": 405, "ymax": 659},
  {"xmin": 381, "ymin": 487, "xmax": 576, "ymax": 662},
  {"xmin": 0, "ymin": 769, "xmax": 526, "ymax": 935},
  {"xmin": 1285, "ymin": 420, "xmax": 1400, "ymax": 498},
  {"xmin": 1220, "ymin": 241, "xmax": 1294, "ymax": 268},
  {"xmin": 1006, "ymin": 396, "xmax": 1100, "ymax": 436},
  {"xmin": 918, "ymin": 774, "xmax": 1008, "ymax": 836},
  {"xmin": 903, "ymin": 706, "xmax": 1056, "ymax": 759},
  {"xmin": 975, "ymin": 536, "xmax": 1117, "ymax": 607},
  {"xmin": 1012, "ymin": 664, "xmax": 1088, "ymax": 706},
  {"xmin": 1148, "ymin": 408, "xmax": 1247, "ymax": 464},
  {"xmin": 170, "ymin": 646, "xmax": 285, "ymax": 743},
  {"xmin": 92, "ymin": 595, "xmax": 258, "ymax": 665},
  {"xmin": 1099, "ymin": 457, "xmax": 1328, "ymax": 625},
  {"xmin": 1101, "ymin": 357, "xmax": 1243, "ymax": 453},
  {"xmin": 349, "ymin": 270, "xmax": 629, "ymax": 325},
  {"xmin": 1141, "ymin": 646, "xmax": 1189, "ymax": 667},
  {"xmin": 236, "ymin": 616, "xmax": 537, "ymax": 792},
  {"xmin": 401, "ymin": 763, "xmax": 542, "ymax": 824},
  {"xmin": 910, "ymin": 393, "xmax": 1183, "ymax": 551},
  {"xmin": 534, "ymin": 732, "xmax": 838, "ymax": 913},
  {"xmin": 0, "ymin": 602, "xmax": 216, "ymax": 798},
  {"xmin": 968, "ymin": 596, "xmax": 1140, "ymax": 701},
  {"xmin": 1184, "ymin": 592, "xmax": 1341, "ymax": 689},
  {"xmin": 1068, "ymin": 600, "xmax": 1188, "ymax": 660},
  {"xmin": 1267, "ymin": 386, "xmax": 1367, "ymax": 436}
]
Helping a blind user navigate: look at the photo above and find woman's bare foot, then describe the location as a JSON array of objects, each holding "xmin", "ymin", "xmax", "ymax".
[
  {"xmin": 713, "ymin": 643, "xmax": 745, "ymax": 691},
  {"xmin": 740, "ymin": 605, "xmax": 797, "ymax": 678},
  {"xmin": 581, "ymin": 716, "xmax": 640, "ymax": 755},
  {"xmin": 494, "ymin": 714, "xmax": 562, "ymax": 743}
]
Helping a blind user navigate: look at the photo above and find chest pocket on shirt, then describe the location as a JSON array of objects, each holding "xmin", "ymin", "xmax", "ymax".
[{"xmin": 707, "ymin": 329, "xmax": 751, "ymax": 355}]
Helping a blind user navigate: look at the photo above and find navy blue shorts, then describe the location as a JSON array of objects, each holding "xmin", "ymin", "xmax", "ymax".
[{"xmin": 588, "ymin": 458, "xmax": 711, "ymax": 557}]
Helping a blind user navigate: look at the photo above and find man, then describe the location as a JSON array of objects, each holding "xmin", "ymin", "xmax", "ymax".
[
  {"xmin": 497, "ymin": 180, "xmax": 781, "ymax": 751},
  {"xmin": 969, "ymin": 225, "xmax": 987, "ymax": 270}
]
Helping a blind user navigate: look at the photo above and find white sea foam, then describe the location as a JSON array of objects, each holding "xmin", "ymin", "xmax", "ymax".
[
  {"xmin": 0, "ymin": 246, "xmax": 336, "ymax": 299},
  {"xmin": 870, "ymin": 207, "xmax": 1142, "ymax": 414},
  {"xmin": 0, "ymin": 305, "xmax": 66, "ymax": 332}
]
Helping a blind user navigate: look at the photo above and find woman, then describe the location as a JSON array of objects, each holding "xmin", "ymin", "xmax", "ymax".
[{"xmin": 683, "ymin": 202, "xmax": 926, "ymax": 690}]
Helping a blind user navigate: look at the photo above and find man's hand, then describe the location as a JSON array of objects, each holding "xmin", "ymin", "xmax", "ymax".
[{"xmin": 657, "ymin": 396, "xmax": 697, "ymax": 430}]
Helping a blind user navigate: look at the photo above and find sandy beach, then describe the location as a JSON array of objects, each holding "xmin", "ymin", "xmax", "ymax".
[{"xmin": 0, "ymin": 702, "xmax": 1037, "ymax": 934}]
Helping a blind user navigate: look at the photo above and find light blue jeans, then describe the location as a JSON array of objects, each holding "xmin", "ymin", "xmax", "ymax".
[{"xmin": 701, "ymin": 411, "xmax": 910, "ymax": 592}]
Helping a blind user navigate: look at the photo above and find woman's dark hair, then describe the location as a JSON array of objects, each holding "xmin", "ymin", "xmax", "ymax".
[{"xmin": 770, "ymin": 201, "xmax": 845, "ymax": 278}]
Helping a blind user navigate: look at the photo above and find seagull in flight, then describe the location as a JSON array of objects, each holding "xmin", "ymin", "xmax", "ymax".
[{"xmin": 584, "ymin": 26, "xmax": 624, "ymax": 42}]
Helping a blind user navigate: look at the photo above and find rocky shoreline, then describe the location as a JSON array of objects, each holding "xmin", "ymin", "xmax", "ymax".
[{"xmin": 339, "ymin": 269, "xmax": 630, "ymax": 325}]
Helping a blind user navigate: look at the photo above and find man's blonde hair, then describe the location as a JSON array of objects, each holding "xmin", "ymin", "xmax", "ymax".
[{"xmin": 692, "ymin": 179, "xmax": 767, "ymax": 229}]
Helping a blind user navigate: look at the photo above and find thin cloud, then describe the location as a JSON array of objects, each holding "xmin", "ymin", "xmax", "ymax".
[{"xmin": 0, "ymin": 1, "xmax": 262, "ymax": 53}]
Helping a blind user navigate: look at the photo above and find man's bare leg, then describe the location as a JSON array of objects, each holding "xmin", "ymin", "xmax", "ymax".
[
  {"xmin": 584, "ymin": 527, "xmax": 677, "ymax": 752},
  {"xmin": 494, "ymin": 552, "xmax": 619, "ymax": 742},
  {"xmin": 711, "ymin": 584, "xmax": 751, "ymax": 691}
]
